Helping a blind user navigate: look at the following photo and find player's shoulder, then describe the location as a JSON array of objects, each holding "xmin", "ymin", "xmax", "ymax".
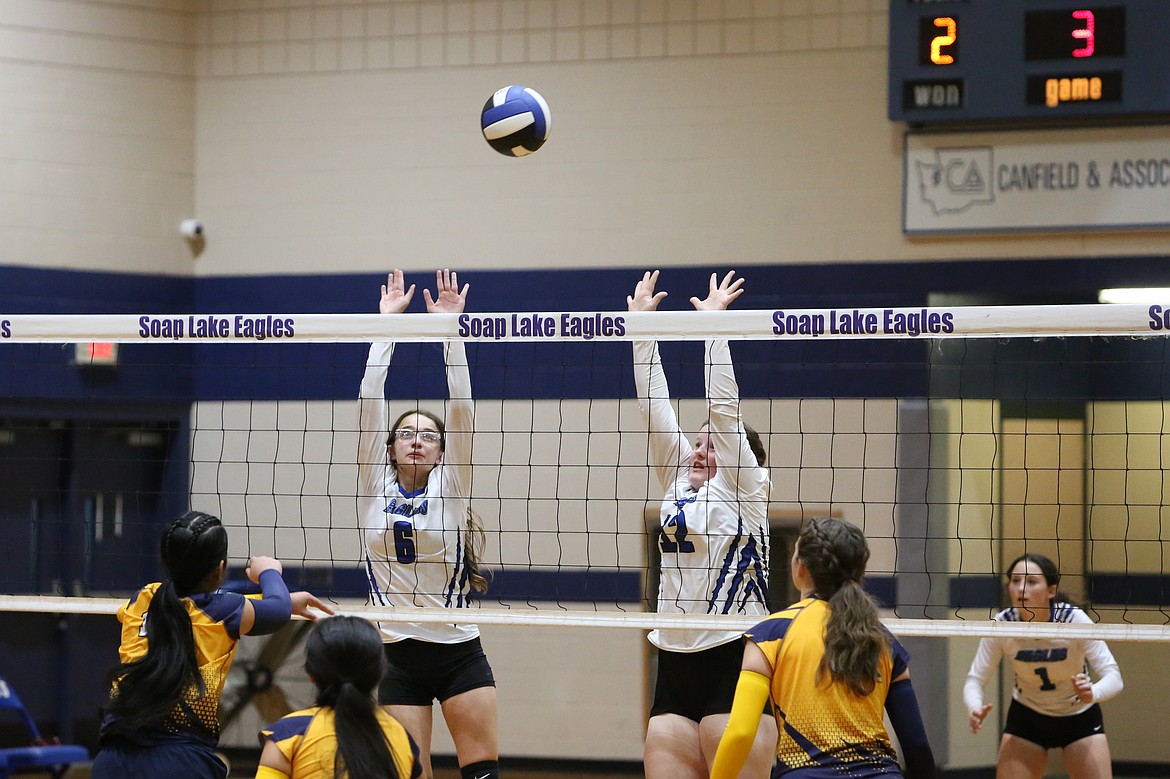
[
  {"xmin": 124, "ymin": 582, "xmax": 161, "ymax": 608},
  {"xmin": 261, "ymin": 707, "xmax": 321, "ymax": 742},
  {"xmin": 746, "ymin": 597, "xmax": 821, "ymax": 643},
  {"xmin": 190, "ymin": 589, "xmax": 246, "ymax": 624},
  {"xmin": 1052, "ymin": 603, "xmax": 1093, "ymax": 624}
]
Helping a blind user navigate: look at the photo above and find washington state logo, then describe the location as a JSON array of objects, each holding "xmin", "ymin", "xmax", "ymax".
[{"xmin": 914, "ymin": 147, "xmax": 994, "ymax": 215}]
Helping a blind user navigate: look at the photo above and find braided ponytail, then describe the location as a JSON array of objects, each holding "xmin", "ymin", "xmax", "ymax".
[
  {"xmin": 798, "ymin": 518, "xmax": 889, "ymax": 697},
  {"xmin": 105, "ymin": 511, "xmax": 229, "ymax": 733}
]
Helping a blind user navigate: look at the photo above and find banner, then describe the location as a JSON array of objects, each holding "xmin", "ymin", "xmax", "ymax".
[
  {"xmin": 903, "ymin": 125, "xmax": 1170, "ymax": 234},
  {"xmin": 4, "ymin": 304, "xmax": 1170, "ymax": 342}
]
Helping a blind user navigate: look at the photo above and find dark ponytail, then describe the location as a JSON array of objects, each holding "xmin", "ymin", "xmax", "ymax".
[
  {"xmin": 305, "ymin": 616, "xmax": 401, "ymax": 779},
  {"xmin": 798, "ymin": 517, "xmax": 889, "ymax": 697},
  {"xmin": 105, "ymin": 511, "xmax": 228, "ymax": 732}
]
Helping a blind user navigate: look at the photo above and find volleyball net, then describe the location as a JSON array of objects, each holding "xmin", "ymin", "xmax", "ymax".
[{"xmin": 2, "ymin": 304, "xmax": 1170, "ymax": 641}]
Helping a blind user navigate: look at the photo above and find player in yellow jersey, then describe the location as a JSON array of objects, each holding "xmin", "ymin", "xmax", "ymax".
[
  {"xmin": 93, "ymin": 511, "xmax": 330, "ymax": 779},
  {"xmin": 257, "ymin": 615, "xmax": 422, "ymax": 779},
  {"xmin": 711, "ymin": 518, "xmax": 936, "ymax": 779}
]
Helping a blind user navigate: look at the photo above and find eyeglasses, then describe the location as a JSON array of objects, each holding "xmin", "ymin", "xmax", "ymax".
[{"xmin": 392, "ymin": 428, "xmax": 442, "ymax": 444}]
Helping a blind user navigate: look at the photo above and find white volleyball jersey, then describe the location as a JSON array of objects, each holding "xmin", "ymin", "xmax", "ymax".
[
  {"xmin": 634, "ymin": 339, "xmax": 771, "ymax": 653},
  {"xmin": 358, "ymin": 341, "xmax": 479, "ymax": 644},
  {"xmin": 964, "ymin": 603, "xmax": 1123, "ymax": 717}
]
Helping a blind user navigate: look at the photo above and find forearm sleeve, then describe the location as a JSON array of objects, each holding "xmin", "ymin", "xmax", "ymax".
[
  {"xmin": 710, "ymin": 670, "xmax": 771, "ymax": 779},
  {"xmin": 886, "ymin": 678, "xmax": 937, "ymax": 779},
  {"xmin": 248, "ymin": 569, "xmax": 292, "ymax": 635}
]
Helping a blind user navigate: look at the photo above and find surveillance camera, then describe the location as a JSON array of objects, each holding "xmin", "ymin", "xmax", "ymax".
[{"xmin": 180, "ymin": 219, "xmax": 203, "ymax": 238}]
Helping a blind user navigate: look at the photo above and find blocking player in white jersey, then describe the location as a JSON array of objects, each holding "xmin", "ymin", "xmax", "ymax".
[
  {"xmin": 628, "ymin": 270, "xmax": 776, "ymax": 779},
  {"xmin": 964, "ymin": 553, "xmax": 1123, "ymax": 779},
  {"xmin": 357, "ymin": 269, "xmax": 500, "ymax": 779}
]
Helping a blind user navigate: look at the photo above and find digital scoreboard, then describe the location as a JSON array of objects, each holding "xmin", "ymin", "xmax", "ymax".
[{"xmin": 888, "ymin": 0, "xmax": 1170, "ymax": 124}]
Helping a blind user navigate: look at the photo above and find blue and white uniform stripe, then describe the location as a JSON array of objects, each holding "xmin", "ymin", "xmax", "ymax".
[{"xmin": 358, "ymin": 340, "xmax": 479, "ymax": 645}]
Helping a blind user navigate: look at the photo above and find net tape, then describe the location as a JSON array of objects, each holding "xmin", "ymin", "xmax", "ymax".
[
  {"xmin": 2, "ymin": 302, "xmax": 1169, "ymax": 342},
  {"xmin": 0, "ymin": 597, "xmax": 1166, "ymax": 640}
]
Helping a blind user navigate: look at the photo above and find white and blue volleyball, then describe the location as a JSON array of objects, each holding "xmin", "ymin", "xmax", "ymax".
[{"xmin": 480, "ymin": 85, "xmax": 551, "ymax": 157}]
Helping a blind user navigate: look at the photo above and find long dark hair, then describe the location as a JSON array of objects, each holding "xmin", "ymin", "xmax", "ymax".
[
  {"xmin": 389, "ymin": 409, "xmax": 489, "ymax": 593},
  {"xmin": 744, "ymin": 423, "xmax": 766, "ymax": 466},
  {"xmin": 105, "ymin": 511, "xmax": 228, "ymax": 731},
  {"xmin": 305, "ymin": 616, "xmax": 401, "ymax": 779},
  {"xmin": 798, "ymin": 517, "xmax": 888, "ymax": 697}
]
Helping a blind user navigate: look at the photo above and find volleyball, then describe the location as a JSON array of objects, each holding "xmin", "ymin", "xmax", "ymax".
[{"xmin": 480, "ymin": 85, "xmax": 551, "ymax": 157}]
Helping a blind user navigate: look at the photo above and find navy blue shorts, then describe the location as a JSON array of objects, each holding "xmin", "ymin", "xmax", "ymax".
[
  {"xmin": 91, "ymin": 740, "xmax": 227, "ymax": 779},
  {"xmin": 651, "ymin": 639, "xmax": 771, "ymax": 723},
  {"xmin": 1004, "ymin": 699, "xmax": 1106, "ymax": 749},
  {"xmin": 379, "ymin": 636, "xmax": 496, "ymax": 706}
]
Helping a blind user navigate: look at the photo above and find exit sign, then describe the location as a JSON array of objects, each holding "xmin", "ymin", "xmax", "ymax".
[{"xmin": 74, "ymin": 342, "xmax": 119, "ymax": 365}]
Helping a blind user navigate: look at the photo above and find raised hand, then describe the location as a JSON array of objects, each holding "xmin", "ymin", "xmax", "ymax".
[
  {"xmin": 380, "ymin": 269, "xmax": 416, "ymax": 315},
  {"xmin": 690, "ymin": 270, "xmax": 745, "ymax": 311},
  {"xmin": 627, "ymin": 270, "xmax": 669, "ymax": 312},
  {"xmin": 424, "ymin": 268, "xmax": 469, "ymax": 314},
  {"xmin": 246, "ymin": 555, "xmax": 283, "ymax": 583},
  {"xmin": 969, "ymin": 703, "xmax": 992, "ymax": 734}
]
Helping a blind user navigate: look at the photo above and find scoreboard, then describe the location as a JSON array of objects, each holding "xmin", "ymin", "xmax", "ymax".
[{"xmin": 888, "ymin": 0, "xmax": 1170, "ymax": 124}]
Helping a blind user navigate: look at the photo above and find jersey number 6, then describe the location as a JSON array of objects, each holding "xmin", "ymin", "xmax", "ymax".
[{"xmin": 393, "ymin": 520, "xmax": 417, "ymax": 563}]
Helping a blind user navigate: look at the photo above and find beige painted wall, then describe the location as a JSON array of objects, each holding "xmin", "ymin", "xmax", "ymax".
[
  {"xmin": 0, "ymin": 0, "xmax": 197, "ymax": 274},
  {"xmin": 4, "ymin": 1, "xmax": 1169, "ymax": 277}
]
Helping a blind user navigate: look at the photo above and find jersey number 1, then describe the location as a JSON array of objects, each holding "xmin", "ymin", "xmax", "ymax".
[{"xmin": 1033, "ymin": 666, "xmax": 1057, "ymax": 691}]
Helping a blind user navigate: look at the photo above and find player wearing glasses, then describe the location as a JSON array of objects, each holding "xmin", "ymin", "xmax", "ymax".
[{"xmin": 357, "ymin": 269, "xmax": 500, "ymax": 779}]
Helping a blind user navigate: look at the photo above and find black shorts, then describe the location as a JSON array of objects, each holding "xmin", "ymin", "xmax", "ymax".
[
  {"xmin": 378, "ymin": 636, "xmax": 496, "ymax": 706},
  {"xmin": 651, "ymin": 639, "xmax": 770, "ymax": 723},
  {"xmin": 1003, "ymin": 699, "xmax": 1105, "ymax": 750}
]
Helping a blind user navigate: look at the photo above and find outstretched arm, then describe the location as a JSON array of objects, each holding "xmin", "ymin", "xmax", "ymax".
[
  {"xmin": 359, "ymin": 271, "xmax": 412, "ymax": 501},
  {"xmin": 629, "ymin": 271, "xmax": 690, "ymax": 488},
  {"xmin": 428, "ymin": 270, "xmax": 474, "ymax": 496},
  {"xmin": 696, "ymin": 272, "xmax": 762, "ymax": 494}
]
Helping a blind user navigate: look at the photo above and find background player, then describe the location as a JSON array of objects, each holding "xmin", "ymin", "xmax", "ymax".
[
  {"xmin": 628, "ymin": 270, "xmax": 776, "ymax": 779},
  {"xmin": 710, "ymin": 517, "xmax": 935, "ymax": 779},
  {"xmin": 358, "ymin": 269, "xmax": 498, "ymax": 779},
  {"xmin": 256, "ymin": 614, "xmax": 422, "ymax": 779},
  {"xmin": 92, "ymin": 510, "xmax": 329, "ymax": 779},
  {"xmin": 964, "ymin": 553, "xmax": 1123, "ymax": 779}
]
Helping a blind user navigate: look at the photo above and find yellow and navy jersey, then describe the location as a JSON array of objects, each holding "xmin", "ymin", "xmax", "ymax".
[
  {"xmin": 103, "ymin": 582, "xmax": 247, "ymax": 745},
  {"xmin": 747, "ymin": 596, "xmax": 910, "ymax": 779},
  {"xmin": 260, "ymin": 706, "xmax": 422, "ymax": 779}
]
